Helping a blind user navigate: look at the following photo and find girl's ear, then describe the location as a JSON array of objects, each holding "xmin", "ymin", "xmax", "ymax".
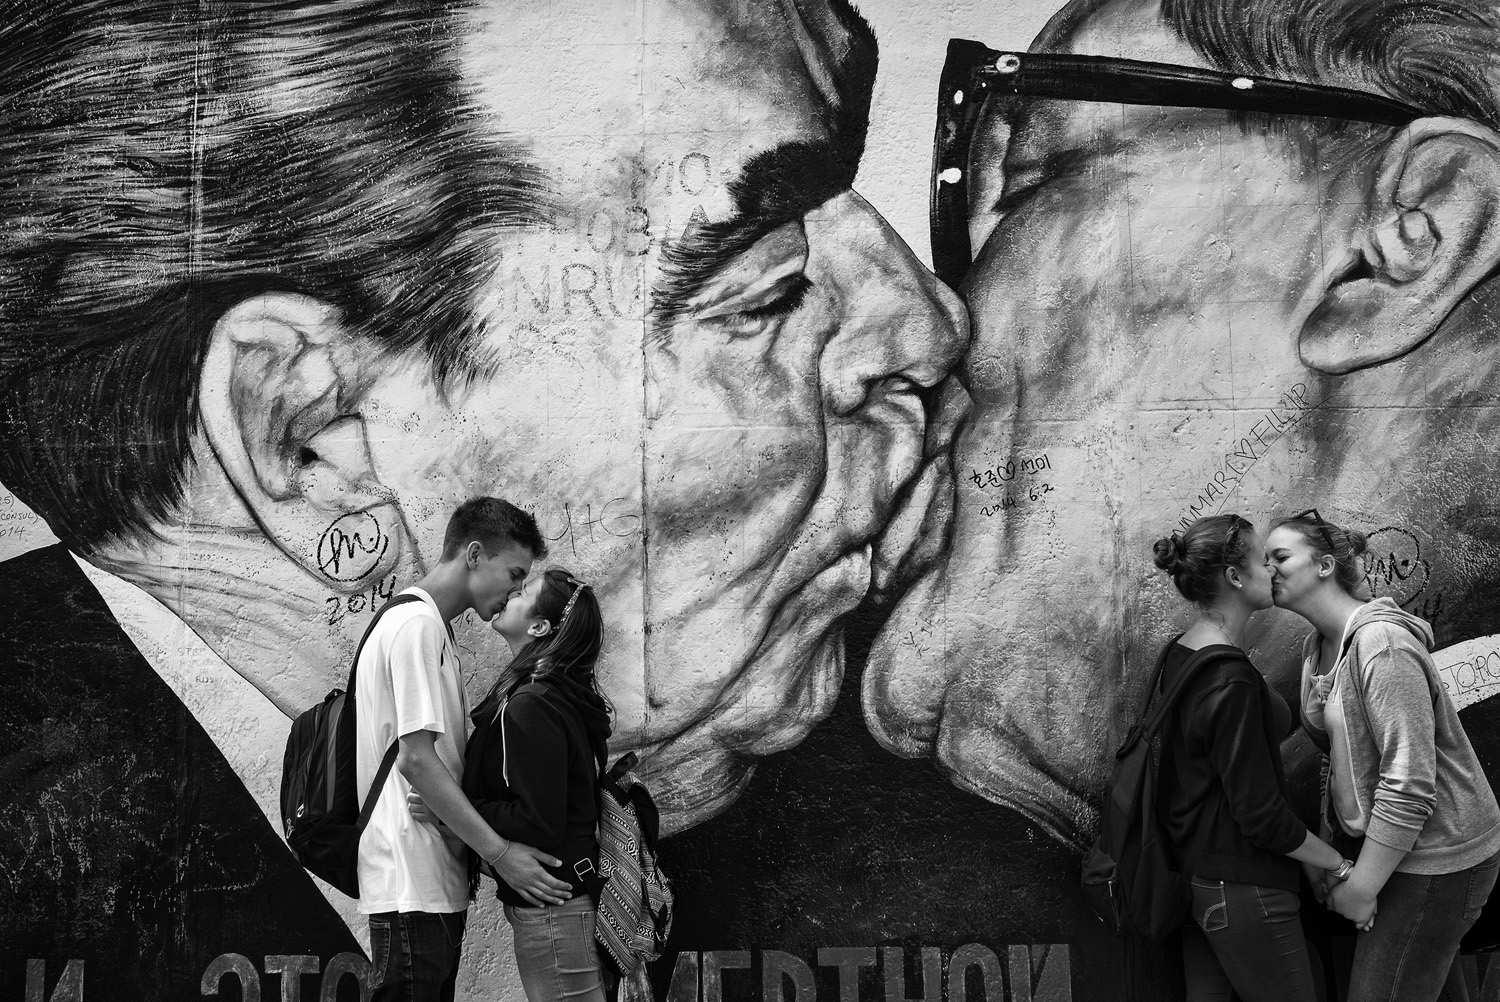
[
  {"xmin": 527, "ymin": 619, "xmax": 553, "ymax": 638},
  {"xmin": 1223, "ymin": 564, "xmax": 1244, "ymax": 590}
]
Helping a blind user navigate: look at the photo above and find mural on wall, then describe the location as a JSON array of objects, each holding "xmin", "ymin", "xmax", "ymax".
[{"xmin": 9, "ymin": 0, "xmax": 1500, "ymax": 999}]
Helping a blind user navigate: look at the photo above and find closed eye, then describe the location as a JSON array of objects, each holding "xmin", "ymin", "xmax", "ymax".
[
  {"xmin": 992, "ymin": 148, "xmax": 1091, "ymax": 218},
  {"xmin": 734, "ymin": 275, "xmax": 811, "ymax": 321}
]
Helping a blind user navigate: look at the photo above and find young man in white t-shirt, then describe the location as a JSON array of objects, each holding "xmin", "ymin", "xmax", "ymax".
[{"xmin": 355, "ymin": 497, "xmax": 573, "ymax": 1002}]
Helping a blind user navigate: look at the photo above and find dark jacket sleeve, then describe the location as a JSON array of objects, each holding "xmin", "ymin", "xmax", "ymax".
[
  {"xmin": 469, "ymin": 692, "xmax": 568, "ymax": 852},
  {"xmin": 1191, "ymin": 676, "xmax": 1308, "ymax": 856}
]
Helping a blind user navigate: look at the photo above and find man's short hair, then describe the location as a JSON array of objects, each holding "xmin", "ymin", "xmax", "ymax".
[
  {"xmin": 0, "ymin": 0, "xmax": 548, "ymax": 550},
  {"xmin": 441, "ymin": 498, "xmax": 547, "ymax": 563}
]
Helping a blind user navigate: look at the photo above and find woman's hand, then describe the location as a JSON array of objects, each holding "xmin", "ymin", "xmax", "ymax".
[
  {"xmin": 407, "ymin": 791, "xmax": 446, "ymax": 830},
  {"xmin": 1328, "ymin": 879, "xmax": 1377, "ymax": 932},
  {"xmin": 1302, "ymin": 861, "xmax": 1329, "ymax": 903}
]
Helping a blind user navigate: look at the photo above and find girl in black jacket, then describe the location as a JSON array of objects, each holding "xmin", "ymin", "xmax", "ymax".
[
  {"xmin": 469, "ymin": 569, "xmax": 613, "ymax": 1002},
  {"xmin": 1153, "ymin": 514, "xmax": 1345, "ymax": 1002}
]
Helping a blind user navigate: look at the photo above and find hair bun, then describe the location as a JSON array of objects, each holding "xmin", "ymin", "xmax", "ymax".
[
  {"xmin": 1345, "ymin": 528, "xmax": 1369, "ymax": 557},
  {"xmin": 1151, "ymin": 534, "xmax": 1184, "ymax": 572}
]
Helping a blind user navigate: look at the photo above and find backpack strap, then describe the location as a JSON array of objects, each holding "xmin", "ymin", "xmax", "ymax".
[
  {"xmin": 1126, "ymin": 637, "xmax": 1241, "ymax": 749},
  {"xmin": 345, "ymin": 591, "xmax": 426, "ymax": 828},
  {"xmin": 343, "ymin": 592, "xmax": 426, "ymax": 696},
  {"xmin": 1143, "ymin": 644, "xmax": 1242, "ymax": 738}
]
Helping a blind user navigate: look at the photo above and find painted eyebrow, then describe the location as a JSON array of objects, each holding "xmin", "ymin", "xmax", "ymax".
[{"xmin": 651, "ymin": 140, "xmax": 854, "ymax": 338}]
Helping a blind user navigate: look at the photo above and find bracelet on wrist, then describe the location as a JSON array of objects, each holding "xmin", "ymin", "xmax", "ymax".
[
  {"xmin": 1326, "ymin": 858, "xmax": 1355, "ymax": 880},
  {"xmin": 484, "ymin": 840, "xmax": 512, "ymax": 866}
]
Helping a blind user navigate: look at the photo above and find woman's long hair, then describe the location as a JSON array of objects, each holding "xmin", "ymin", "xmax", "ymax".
[{"xmin": 482, "ymin": 568, "xmax": 609, "ymax": 711}]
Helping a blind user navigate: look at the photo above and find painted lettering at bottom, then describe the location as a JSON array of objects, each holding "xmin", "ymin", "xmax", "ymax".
[
  {"xmin": 202, "ymin": 953, "xmax": 370, "ymax": 1001},
  {"xmin": 661, "ymin": 945, "xmax": 1070, "ymax": 1002},
  {"xmin": 23, "ymin": 953, "xmax": 371, "ymax": 1002}
]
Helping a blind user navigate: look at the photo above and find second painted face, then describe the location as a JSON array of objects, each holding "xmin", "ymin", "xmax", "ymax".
[{"xmin": 864, "ymin": 0, "xmax": 1500, "ymax": 846}]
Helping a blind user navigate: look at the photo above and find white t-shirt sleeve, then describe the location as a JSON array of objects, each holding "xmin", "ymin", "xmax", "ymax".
[{"xmin": 386, "ymin": 614, "xmax": 450, "ymax": 738}]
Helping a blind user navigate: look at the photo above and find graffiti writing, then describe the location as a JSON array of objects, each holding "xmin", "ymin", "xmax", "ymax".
[
  {"xmin": 970, "ymin": 454, "xmax": 1052, "ymax": 491},
  {"xmin": 1176, "ymin": 383, "xmax": 1319, "ymax": 531},
  {"xmin": 501, "ymin": 258, "xmax": 646, "ymax": 320},
  {"xmin": 979, "ymin": 482, "xmax": 1055, "ymax": 517},
  {"xmin": 325, "ymin": 574, "xmax": 398, "ymax": 627},
  {"xmin": 544, "ymin": 498, "xmax": 641, "ymax": 558},
  {"xmin": 1363, "ymin": 527, "xmax": 1430, "ymax": 607},
  {"xmin": 316, "ymin": 512, "xmax": 389, "ymax": 583},
  {"xmin": 1439, "ymin": 647, "xmax": 1500, "ymax": 703}
]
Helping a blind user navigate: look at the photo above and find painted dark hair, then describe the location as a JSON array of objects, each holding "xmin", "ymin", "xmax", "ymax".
[
  {"xmin": 0, "ymin": 0, "xmax": 547, "ymax": 550},
  {"xmin": 484, "ymin": 568, "xmax": 608, "ymax": 709},
  {"xmin": 1273, "ymin": 512, "xmax": 1369, "ymax": 596},
  {"xmin": 1153, "ymin": 514, "xmax": 1255, "ymax": 605},
  {"xmin": 1162, "ymin": 0, "xmax": 1500, "ymax": 133}
]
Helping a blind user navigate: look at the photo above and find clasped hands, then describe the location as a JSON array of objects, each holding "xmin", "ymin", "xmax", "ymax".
[
  {"xmin": 407, "ymin": 792, "xmax": 572, "ymax": 907},
  {"xmin": 1304, "ymin": 860, "xmax": 1376, "ymax": 932}
]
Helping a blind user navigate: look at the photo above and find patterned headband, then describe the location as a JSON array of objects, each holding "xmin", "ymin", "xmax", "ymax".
[{"xmin": 556, "ymin": 577, "xmax": 588, "ymax": 631}]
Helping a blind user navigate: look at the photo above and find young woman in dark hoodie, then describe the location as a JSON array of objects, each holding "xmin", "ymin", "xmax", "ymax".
[
  {"xmin": 1153, "ymin": 514, "xmax": 1345, "ymax": 1002},
  {"xmin": 1270, "ymin": 511, "xmax": 1500, "ymax": 1002},
  {"xmin": 468, "ymin": 568, "xmax": 613, "ymax": 1002}
]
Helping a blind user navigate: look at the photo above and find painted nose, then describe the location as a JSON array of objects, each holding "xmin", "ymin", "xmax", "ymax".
[{"xmin": 812, "ymin": 193, "xmax": 971, "ymax": 417}]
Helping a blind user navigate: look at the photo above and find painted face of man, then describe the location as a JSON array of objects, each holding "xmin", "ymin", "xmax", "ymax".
[
  {"xmin": 864, "ymin": 0, "xmax": 1500, "ymax": 845},
  {"xmin": 88, "ymin": 0, "xmax": 967, "ymax": 835}
]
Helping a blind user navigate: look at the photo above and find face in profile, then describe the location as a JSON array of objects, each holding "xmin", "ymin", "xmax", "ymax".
[
  {"xmin": 865, "ymin": 0, "xmax": 1500, "ymax": 845},
  {"xmin": 66, "ymin": 0, "xmax": 966, "ymax": 834}
]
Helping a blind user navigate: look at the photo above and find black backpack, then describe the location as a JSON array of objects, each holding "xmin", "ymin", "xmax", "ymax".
[
  {"xmin": 1079, "ymin": 638, "xmax": 1230, "ymax": 938},
  {"xmin": 280, "ymin": 593, "xmax": 423, "ymax": 897}
]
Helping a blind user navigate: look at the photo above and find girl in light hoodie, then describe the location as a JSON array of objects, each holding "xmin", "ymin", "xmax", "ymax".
[{"xmin": 1269, "ymin": 510, "xmax": 1500, "ymax": 1002}]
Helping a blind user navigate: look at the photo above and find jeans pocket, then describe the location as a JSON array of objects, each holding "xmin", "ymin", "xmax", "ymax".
[
  {"xmin": 368, "ymin": 915, "xmax": 393, "ymax": 985},
  {"xmin": 1465, "ymin": 855, "xmax": 1500, "ymax": 922},
  {"xmin": 1190, "ymin": 878, "xmax": 1229, "ymax": 933},
  {"xmin": 508, "ymin": 902, "xmax": 549, "ymax": 925}
]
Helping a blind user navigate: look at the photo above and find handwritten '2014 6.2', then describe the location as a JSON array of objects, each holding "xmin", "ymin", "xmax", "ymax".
[{"xmin": 970, "ymin": 454, "xmax": 1055, "ymax": 517}]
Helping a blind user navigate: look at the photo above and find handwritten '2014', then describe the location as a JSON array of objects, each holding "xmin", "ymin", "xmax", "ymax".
[{"xmin": 978, "ymin": 481, "xmax": 1055, "ymax": 517}]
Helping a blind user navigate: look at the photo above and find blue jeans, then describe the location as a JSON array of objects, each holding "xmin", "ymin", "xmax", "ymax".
[
  {"xmin": 505, "ymin": 895, "xmax": 608, "ymax": 1002},
  {"xmin": 368, "ymin": 910, "xmax": 466, "ymax": 1002},
  {"xmin": 1181, "ymin": 877, "xmax": 1318, "ymax": 1002},
  {"xmin": 1347, "ymin": 852, "xmax": 1500, "ymax": 1002}
]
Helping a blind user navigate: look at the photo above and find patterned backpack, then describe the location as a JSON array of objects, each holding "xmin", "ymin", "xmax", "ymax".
[{"xmin": 592, "ymin": 751, "xmax": 674, "ymax": 979}]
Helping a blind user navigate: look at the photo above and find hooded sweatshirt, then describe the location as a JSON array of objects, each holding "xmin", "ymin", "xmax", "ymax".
[
  {"xmin": 463, "ymin": 672, "xmax": 612, "ymax": 906},
  {"xmin": 1299, "ymin": 598, "xmax": 1500, "ymax": 874}
]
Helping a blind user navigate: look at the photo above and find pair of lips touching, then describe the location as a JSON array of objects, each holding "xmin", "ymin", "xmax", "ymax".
[{"xmin": 619, "ymin": 381, "xmax": 970, "ymax": 834}]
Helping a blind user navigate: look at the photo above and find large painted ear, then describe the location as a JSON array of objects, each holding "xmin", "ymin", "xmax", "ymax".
[
  {"xmin": 1300, "ymin": 117, "xmax": 1500, "ymax": 374},
  {"xmin": 777, "ymin": 0, "xmax": 876, "ymax": 123},
  {"xmin": 198, "ymin": 293, "xmax": 405, "ymax": 586}
]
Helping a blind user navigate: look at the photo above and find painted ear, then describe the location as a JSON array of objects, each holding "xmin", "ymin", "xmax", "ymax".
[
  {"xmin": 778, "ymin": 0, "xmax": 875, "ymax": 121},
  {"xmin": 198, "ymin": 293, "xmax": 405, "ymax": 586},
  {"xmin": 1300, "ymin": 117, "xmax": 1500, "ymax": 374}
]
